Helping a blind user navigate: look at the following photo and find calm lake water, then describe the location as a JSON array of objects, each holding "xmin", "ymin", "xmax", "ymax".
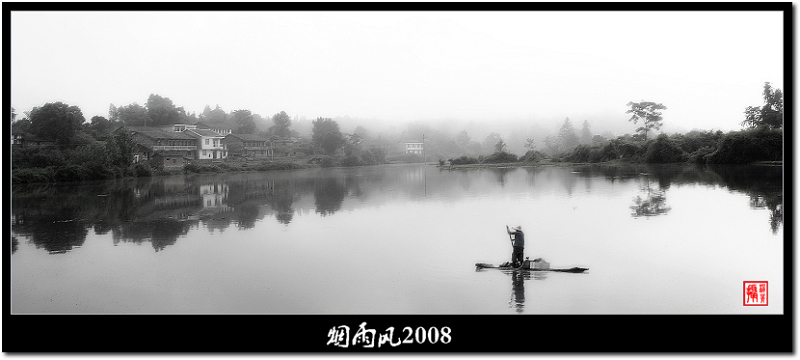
[{"xmin": 10, "ymin": 163, "xmax": 784, "ymax": 314}]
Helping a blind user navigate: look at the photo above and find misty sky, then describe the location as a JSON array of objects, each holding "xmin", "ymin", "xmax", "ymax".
[{"xmin": 11, "ymin": 10, "xmax": 784, "ymax": 136}]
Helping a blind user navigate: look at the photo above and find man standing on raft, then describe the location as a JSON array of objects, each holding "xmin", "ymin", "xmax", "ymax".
[{"xmin": 507, "ymin": 225, "xmax": 525, "ymax": 268}]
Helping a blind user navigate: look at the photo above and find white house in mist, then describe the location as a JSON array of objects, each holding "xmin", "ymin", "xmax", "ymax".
[
  {"xmin": 404, "ymin": 140, "xmax": 423, "ymax": 155},
  {"xmin": 185, "ymin": 128, "xmax": 227, "ymax": 160}
]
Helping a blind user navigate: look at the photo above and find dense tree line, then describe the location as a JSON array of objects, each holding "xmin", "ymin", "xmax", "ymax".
[
  {"xmin": 443, "ymin": 83, "xmax": 782, "ymax": 166},
  {"xmin": 12, "ymin": 82, "xmax": 783, "ymax": 184},
  {"xmin": 12, "ymin": 129, "xmax": 152, "ymax": 183},
  {"xmin": 445, "ymin": 125, "xmax": 781, "ymax": 167}
]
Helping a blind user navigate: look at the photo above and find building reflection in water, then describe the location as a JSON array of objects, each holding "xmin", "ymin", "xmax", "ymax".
[{"xmin": 199, "ymin": 183, "xmax": 230, "ymax": 211}]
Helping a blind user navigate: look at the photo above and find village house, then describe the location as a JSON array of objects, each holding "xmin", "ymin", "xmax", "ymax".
[
  {"xmin": 196, "ymin": 122, "xmax": 233, "ymax": 136},
  {"xmin": 128, "ymin": 129, "xmax": 197, "ymax": 169},
  {"xmin": 167, "ymin": 123, "xmax": 198, "ymax": 132},
  {"xmin": 222, "ymin": 134, "xmax": 269, "ymax": 159},
  {"xmin": 185, "ymin": 128, "xmax": 227, "ymax": 160},
  {"xmin": 11, "ymin": 131, "xmax": 56, "ymax": 148},
  {"xmin": 404, "ymin": 140, "xmax": 424, "ymax": 155},
  {"xmin": 150, "ymin": 152, "xmax": 192, "ymax": 169},
  {"xmin": 270, "ymin": 137, "xmax": 305, "ymax": 157}
]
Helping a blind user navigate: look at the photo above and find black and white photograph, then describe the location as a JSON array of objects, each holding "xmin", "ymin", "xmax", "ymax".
[{"xmin": 5, "ymin": 3, "xmax": 791, "ymax": 353}]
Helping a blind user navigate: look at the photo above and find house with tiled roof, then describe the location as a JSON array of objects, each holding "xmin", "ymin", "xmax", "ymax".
[
  {"xmin": 128, "ymin": 128, "xmax": 197, "ymax": 168},
  {"xmin": 11, "ymin": 131, "xmax": 56, "ymax": 148},
  {"xmin": 196, "ymin": 122, "xmax": 233, "ymax": 136},
  {"xmin": 222, "ymin": 133, "xmax": 269, "ymax": 159},
  {"xmin": 167, "ymin": 123, "xmax": 198, "ymax": 132},
  {"xmin": 185, "ymin": 128, "xmax": 227, "ymax": 160}
]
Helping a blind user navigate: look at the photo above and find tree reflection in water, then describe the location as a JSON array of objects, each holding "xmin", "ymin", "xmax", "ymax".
[
  {"xmin": 750, "ymin": 194, "xmax": 783, "ymax": 235},
  {"xmin": 490, "ymin": 168, "xmax": 511, "ymax": 187},
  {"xmin": 630, "ymin": 178, "xmax": 671, "ymax": 218},
  {"xmin": 264, "ymin": 178, "xmax": 299, "ymax": 225},
  {"xmin": 13, "ymin": 211, "xmax": 89, "ymax": 254},
  {"xmin": 707, "ymin": 164, "xmax": 783, "ymax": 234},
  {"xmin": 314, "ymin": 177, "xmax": 346, "ymax": 216},
  {"xmin": 11, "ymin": 164, "xmax": 782, "ymax": 256}
]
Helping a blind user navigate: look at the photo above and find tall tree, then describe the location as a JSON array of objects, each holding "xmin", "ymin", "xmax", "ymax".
[
  {"xmin": 112, "ymin": 103, "xmax": 151, "ymax": 127},
  {"xmin": 524, "ymin": 137, "xmax": 536, "ymax": 150},
  {"xmin": 455, "ymin": 130, "xmax": 482, "ymax": 155},
  {"xmin": 481, "ymin": 133, "xmax": 503, "ymax": 154},
  {"xmin": 231, "ymin": 109, "xmax": 256, "ymax": 134},
  {"xmin": 494, "ymin": 139, "xmax": 508, "ymax": 153},
  {"xmin": 105, "ymin": 128, "xmax": 136, "ymax": 167},
  {"xmin": 270, "ymin": 111, "xmax": 293, "ymax": 138},
  {"xmin": 343, "ymin": 133, "xmax": 363, "ymax": 157},
  {"xmin": 12, "ymin": 107, "xmax": 32, "ymax": 133},
  {"xmin": 544, "ymin": 135, "xmax": 560, "ymax": 154},
  {"xmin": 580, "ymin": 120, "xmax": 593, "ymax": 145},
  {"xmin": 146, "ymin": 94, "xmax": 184, "ymax": 126},
  {"xmin": 312, "ymin": 117, "xmax": 344, "ymax": 155},
  {"xmin": 28, "ymin": 102, "xmax": 85, "ymax": 145},
  {"xmin": 353, "ymin": 125, "xmax": 369, "ymax": 140},
  {"xmin": 456, "ymin": 130, "xmax": 471, "ymax": 149},
  {"xmin": 200, "ymin": 105, "xmax": 227, "ymax": 124},
  {"xmin": 626, "ymin": 101, "xmax": 667, "ymax": 141},
  {"xmin": 742, "ymin": 82, "xmax": 783, "ymax": 129},
  {"xmin": 108, "ymin": 104, "xmax": 118, "ymax": 122},
  {"xmin": 12, "ymin": 118, "xmax": 30, "ymax": 134},
  {"xmin": 84, "ymin": 115, "xmax": 113, "ymax": 140},
  {"xmin": 557, "ymin": 117, "xmax": 580, "ymax": 151},
  {"xmin": 185, "ymin": 112, "xmax": 199, "ymax": 124}
]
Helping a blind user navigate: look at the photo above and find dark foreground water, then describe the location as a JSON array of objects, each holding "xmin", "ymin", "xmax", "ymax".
[{"xmin": 10, "ymin": 163, "xmax": 783, "ymax": 314}]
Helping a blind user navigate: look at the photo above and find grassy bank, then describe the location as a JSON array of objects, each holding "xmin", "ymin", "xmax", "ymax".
[
  {"xmin": 181, "ymin": 160, "xmax": 313, "ymax": 174},
  {"xmin": 11, "ymin": 154, "xmax": 421, "ymax": 184},
  {"xmin": 11, "ymin": 158, "xmax": 322, "ymax": 184},
  {"xmin": 441, "ymin": 158, "xmax": 783, "ymax": 171}
]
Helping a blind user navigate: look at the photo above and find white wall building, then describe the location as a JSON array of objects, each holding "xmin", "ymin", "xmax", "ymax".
[
  {"xmin": 185, "ymin": 129, "xmax": 228, "ymax": 160},
  {"xmin": 404, "ymin": 141, "xmax": 424, "ymax": 155}
]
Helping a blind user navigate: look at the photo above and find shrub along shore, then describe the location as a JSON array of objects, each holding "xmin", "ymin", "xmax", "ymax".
[{"xmin": 444, "ymin": 126, "xmax": 783, "ymax": 168}]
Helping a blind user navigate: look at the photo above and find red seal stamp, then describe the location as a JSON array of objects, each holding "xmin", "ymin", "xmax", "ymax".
[{"xmin": 743, "ymin": 281, "xmax": 768, "ymax": 306}]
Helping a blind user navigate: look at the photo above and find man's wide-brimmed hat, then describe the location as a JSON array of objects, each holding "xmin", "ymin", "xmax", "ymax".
[{"xmin": 513, "ymin": 226, "xmax": 522, "ymax": 231}]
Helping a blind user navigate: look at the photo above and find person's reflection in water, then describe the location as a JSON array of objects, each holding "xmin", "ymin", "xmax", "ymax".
[
  {"xmin": 505, "ymin": 269, "xmax": 547, "ymax": 313},
  {"xmin": 509, "ymin": 270, "xmax": 526, "ymax": 313}
]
